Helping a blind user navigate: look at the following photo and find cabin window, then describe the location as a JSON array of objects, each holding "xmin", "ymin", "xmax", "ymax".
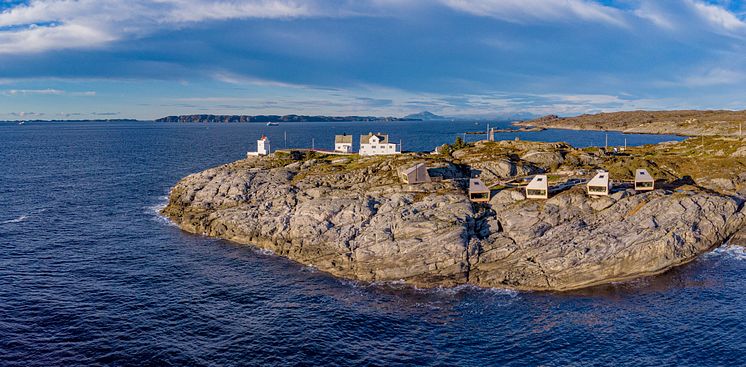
[
  {"xmin": 527, "ymin": 189, "xmax": 546, "ymax": 196},
  {"xmin": 636, "ymin": 181, "xmax": 654, "ymax": 188},
  {"xmin": 470, "ymin": 192, "xmax": 489, "ymax": 200},
  {"xmin": 589, "ymin": 186, "xmax": 607, "ymax": 193}
]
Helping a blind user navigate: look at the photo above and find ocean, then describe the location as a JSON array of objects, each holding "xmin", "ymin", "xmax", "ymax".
[{"xmin": 1, "ymin": 120, "xmax": 744, "ymax": 366}]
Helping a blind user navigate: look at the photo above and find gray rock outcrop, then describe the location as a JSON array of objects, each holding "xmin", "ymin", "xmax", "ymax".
[{"xmin": 163, "ymin": 154, "xmax": 746, "ymax": 291}]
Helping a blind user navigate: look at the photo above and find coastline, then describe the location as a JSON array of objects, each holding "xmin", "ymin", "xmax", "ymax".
[{"xmin": 514, "ymin": 110, "xmax": 746, "ymax": 137}]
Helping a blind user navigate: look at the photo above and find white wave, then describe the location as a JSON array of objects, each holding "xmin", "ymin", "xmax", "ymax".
[
  {"xmin": 1, "ymin": 215, "xmax": 28, "ymax": 224},
  {"xmin": 255, "ymin": 248, "xmax": 276, "ymax": 256},
  {"xmin": 358, "ymin": 280, "xmax": 521, "ymax": 298},
  {"xmin": 145, "ymin": 195, "xmax": 178, "ymax": 227},
  {"xmin": 708, "ymin": 245, "xmax": 746, "ymax": 260}
]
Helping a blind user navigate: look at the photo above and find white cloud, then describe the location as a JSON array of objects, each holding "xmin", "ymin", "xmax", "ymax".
[
  {"xmin": 0, "ymin": 23, "xmax": 115, "ymax": 54},
  {"xmin": 687, "ymin": 0, "xmax": 746, "ymax": 31},
  {"xmin": 1, "ymin": 88, "xmax": 96, "ymax": 96},
  {"xmin": 154, "ymin": 0, "xmax": 311, "ymax": 22},
  {"xmin": 2, "ymin": 88, "xmax": 64, "ymax": 95},
  {"xmin": 439, "ymin": 0, "xmax": 627, "ymax": 27},
  {"xmin": 212, "ymin": 71, "xmax": 311, "ymax": 89},
  {"xmin": 634, "ymin": 3, "xmax": 676, "ymax": 30},
  {"xmin": 0, "ymin": 0, "xmax": 316, "ymax": 54},
  {"xmin": 681, "ymin": 67, "xmax": 746, "ymax": 86}
]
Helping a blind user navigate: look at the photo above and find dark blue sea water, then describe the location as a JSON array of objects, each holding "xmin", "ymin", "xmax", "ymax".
[{"xmin": 1, "ymin": 121, "xmax": 744, "ymax": 366}]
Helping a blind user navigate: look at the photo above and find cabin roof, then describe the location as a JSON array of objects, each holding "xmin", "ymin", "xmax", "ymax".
[
  {"xmin": 335, "ymin": 134, "xmax": 353, "ymax": 144},
  {"xmin": 360, "ymin": 132, "xmax": 389, "ymax": 144},
  {"xmin": 588, "ymin": 171, "xmax": 609, "ymax": 186},
  {"xmin": 402, "ymin": 162, "xmax": 426, "ymax": 175},
  {"xmin": 469, "ymin": 178, "xmax": 490, "ymax": 193},
  {"xmin": 527, "ymin": 175, "xmax": 548, "ymax": 190},
  {"xmin": 635, "ymin": 169, "xmax": 654, "ymax": 182}
]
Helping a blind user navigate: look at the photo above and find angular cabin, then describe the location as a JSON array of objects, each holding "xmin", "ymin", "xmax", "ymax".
[
  {"xmin": 634, "ymin": 169, "xmax": 655, "ymax": 191},
  {"xmin": 526, "ymin": 175, "xmax": 549, "ymax": 199},
  {"xmin": 400, "ymin": 163, "xmax": 431, "ymax": 184},
  {"xmin": 469, "ymin": 178, "xmax": 490, "ymax": 202},
  {"xmin": 587, "ymin": 171, "xmax": 611, "ymax": 196}
]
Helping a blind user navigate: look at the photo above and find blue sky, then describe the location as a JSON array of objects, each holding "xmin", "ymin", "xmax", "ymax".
[{"xmin": 1, "ymin": 0, "xmax": 745, "ymax": 120}]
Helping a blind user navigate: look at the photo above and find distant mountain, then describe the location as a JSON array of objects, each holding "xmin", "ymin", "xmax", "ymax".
[
  {"xmin": 403, "ymin": 111, "xmax": 447, "ymax": 121},
  {"xmin": 156, "ymin": 114, "xmax": 421, "ymax": 123}
]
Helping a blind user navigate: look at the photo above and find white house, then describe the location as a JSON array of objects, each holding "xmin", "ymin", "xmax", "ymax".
[
  {"xmin": 400, "ymin": 163, "xmax": 431, "ymax": 184},
  {"xmin": 526, "ymin": 175, "xmax": 549, "ymax": 199},
  {"xmin": 587, "ymin": 171, "xmax": 611, "ymax": 196},
  {"xmin": 335, "ymin": 134, "xmax": 353, "ymax": 153},
  {"xmin": 359, "ymin": 132, "xmax": 400, "ymax": 156},
  {"xmin": 247, "ymin": 135, "xmax": 271, "ymax": 157},
  {"xmin": 634, "ymin": 169, "xmax": 655, "ymax": 191}
]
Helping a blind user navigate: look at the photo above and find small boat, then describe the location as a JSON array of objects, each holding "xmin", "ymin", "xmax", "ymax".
[
  {"xmin": 18, "ymin": 121, "xmax": 25, "ymax": 125},
  {"xmin": 266, "ymin": 122, "xmax": 279, "ymax": 126}
]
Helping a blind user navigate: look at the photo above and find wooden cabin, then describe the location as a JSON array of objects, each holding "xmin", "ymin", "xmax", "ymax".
[
  {"xmin": 587, "ymin": 171, "xmax": 611, "ymax": 196},
  {"xmin": 526, "ymin": 175, "xmax": 549, "ymax": 199},
  {"xmin": 400, "ymin": 163, "xmax": 431, "ymax": 184},
  {"xmin": 634, "ymin": 169, "xmax": 655, "ymax": 191},
  {"xmin": 469, "ymin": 178, "xmax": 490, "ymax": 202}
]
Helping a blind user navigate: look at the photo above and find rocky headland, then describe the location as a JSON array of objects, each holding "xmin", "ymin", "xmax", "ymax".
[
  {"xmin": 516, "ymin": 110, "xmax": 746, "ymax": 137},
  {"xmin": 162, "ymin": 137, "xmax": 746, "ymax": 291}
]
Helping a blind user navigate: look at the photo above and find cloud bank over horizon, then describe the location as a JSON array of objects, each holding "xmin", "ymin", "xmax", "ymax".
[{"xmin": 1, "ymin": 0, "xmax": 745, "ymax": 119}]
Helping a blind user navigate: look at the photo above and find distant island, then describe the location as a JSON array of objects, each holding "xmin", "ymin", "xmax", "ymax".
[
  {"xmin": 155, "ymin": 114, "xmax": 422, "ymax": 123},
  {"xmin": 403, "ymin": 111, "xmax": 447, "ymax": 121},
  {"xmin": 516, "ymin": 110, "xmax": 746, "ymax": 137}
]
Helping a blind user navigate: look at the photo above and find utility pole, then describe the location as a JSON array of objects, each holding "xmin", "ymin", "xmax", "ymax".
[
  {"xmin": 740, "ymin": 122, "xmax": 743, "ymax": 138},
  {"xmin": 624, "ymin": 138, "xmax": 627, "ymax": 151},
  {"xmin": 605, "ymin": 133, "xmax": 608, "ymax": 150},
  {"xmin": 312, "ymin": 138, "xmax": 315, "ymax": 151},
  {"xmin": 399, "ymin": 139, "xmax": 402, "ymax": 153},
  {"xmin": 284, "ymin": 131, "xmax": 287, "ymax": 148}
]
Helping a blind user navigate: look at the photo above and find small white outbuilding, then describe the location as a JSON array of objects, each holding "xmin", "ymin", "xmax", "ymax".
[
  {"xmin": 334, "ymin": 134, "xmax": 353, "ymax": 153},
  {"xmin": 634, "ymin": 169, "xmax": 655, "ymax": 191},
  {"xmin": 526, "ymin": 175, "xmax": 549, "ymax": 199},
  {"xmin": 587, "ymin": 171, "xmax": 611, "ymax": 196},
  {"xmin": 247, "ymin": 135, "xmax": 271, "ymax": 157}
]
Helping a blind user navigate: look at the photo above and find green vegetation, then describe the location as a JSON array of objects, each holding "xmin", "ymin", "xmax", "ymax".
[
  {"xmin": 248, "ymin": 135, "xmax": 745, "ymax": 195},
  {"xmin": 438, "ymin": 136, "xmax": 470, "ymax": 155}
]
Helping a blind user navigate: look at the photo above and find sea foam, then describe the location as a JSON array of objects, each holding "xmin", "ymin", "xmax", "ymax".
[{"xmin": 1, "ymin": 215, "xmax": 28, "ymax": 224}]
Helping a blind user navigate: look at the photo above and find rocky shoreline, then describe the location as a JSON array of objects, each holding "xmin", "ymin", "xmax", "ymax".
[
  {"xmin": 515, "ymin": 110, "xmax": 746, "ymax": 137},
  {"xmin": 162, "ymin": 138, "xmax": 746, "ymax": 291}
]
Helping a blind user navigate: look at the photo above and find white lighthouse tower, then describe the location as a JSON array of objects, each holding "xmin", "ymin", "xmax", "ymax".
[{"xmin": 247, "ymin": 135, "xmax": 271, "ymax": 157}]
